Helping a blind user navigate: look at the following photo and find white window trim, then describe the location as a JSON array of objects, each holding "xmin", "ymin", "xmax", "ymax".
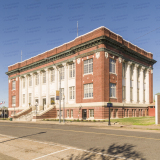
[
  {"xmin": 84, "ymin": 59, "xmax": 93, "ymax": 75},
  {"xmin": 109, "ymin": 83, "xmax": 116, "ymax": 98},
  {"xmin": 109, "ymin": 59, "xmax": 116, "ymax": 74}
]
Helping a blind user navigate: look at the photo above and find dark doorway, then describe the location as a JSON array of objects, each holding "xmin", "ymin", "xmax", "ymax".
[
  {"xmin": 43, "ymin": 98, "xmax": 46, "ymax": 110},
  {"xmin": 82, "ymin": 109, "xmax": 87, "ymax": 120}
]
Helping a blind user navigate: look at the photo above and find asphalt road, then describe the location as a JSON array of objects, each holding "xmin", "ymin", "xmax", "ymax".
[{"xmin": 0, "ymin": 122, "xmax": 159, "ymax": 160}]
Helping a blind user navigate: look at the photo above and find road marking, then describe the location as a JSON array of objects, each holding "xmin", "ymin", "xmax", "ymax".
[
  {"xmin": 32, "ymin": 148, "xmax": 70, "ymax": 160},
  {"xmin": 0, "ymin": 124, "xmax": 159, "ymax": 141},
  {"xmin": 0, "ymin": 133, "xmax": 131, "ymax": 160}
]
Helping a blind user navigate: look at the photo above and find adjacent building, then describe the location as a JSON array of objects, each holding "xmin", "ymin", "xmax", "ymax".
[{"xmin": 6, "ymin": 26, "xmax": 156, "ymax": 120}]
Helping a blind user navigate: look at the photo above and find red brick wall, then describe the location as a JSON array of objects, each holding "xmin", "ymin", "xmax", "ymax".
[{"xmin": 148, "ymin": 107, "xmax": 155, "ymax": 116}]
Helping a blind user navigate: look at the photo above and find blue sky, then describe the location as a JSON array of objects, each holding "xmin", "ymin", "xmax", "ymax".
[{"xmin": 0, "ymin": 0, "xmax": 160, "ymax": 107}]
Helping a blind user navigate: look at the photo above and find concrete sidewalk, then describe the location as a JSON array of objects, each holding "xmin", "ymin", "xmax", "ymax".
[{"xmin": 1, "ymin": 119, "xmax": 160, "ymax": 133}]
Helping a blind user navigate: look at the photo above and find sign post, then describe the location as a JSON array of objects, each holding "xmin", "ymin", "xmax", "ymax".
[{"xmin": 107, "ymin": 103, "xmax": 113, "ymax": 126}]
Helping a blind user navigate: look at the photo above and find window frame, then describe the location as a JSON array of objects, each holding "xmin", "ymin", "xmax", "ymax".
[
  {"xmin": 29, "ymin": 76, "xmax": 32, "ymax": 87},
  {"xmin": 43, "ymin": 71, "xmax": 46, "ymax": 84},
  {"xmin": 83, "ymin": 59, "xmax": 93, "ymax": 75},
  {"xmin": 12, "ymin": 96, "xmax": 16, "ymax": 106},
  {"xmin": 23, "ymin": 94, "xmax": 25, "ymax": 104},
  {"xmin": 89, "ymin": 109, "xmax": 94, "ymax": 118},
  {"xmin": 84, "ymin": 83, "xmax": 93, "ymax": 98},
  {"xmin": 50, "ymin": 69, "xmax": 55, "ymax": 82},
  {"xmin": 110, "ymin": 83, "xmax": 116, "ymax": 98},
  {"xmin": 12, "ymin": 81, "xmax": 16, "ymax": 90},
  {"xmin": 109, "ymin": 58, "xmax": 116, "ymax": 74},
  {"xmin": 35, "ymin": 74, "xmax": 39, "ymax": 85},
  {"xmin": 69, "ymin": 86, "xmax": 75, "ymax": 100},
  {"xmin": 69, "ymin": 63, "xmax": 75, "ymax": 78},
  {"xmin": 23, "ymin": 78, "xmax": 25, "ymax": 88}
]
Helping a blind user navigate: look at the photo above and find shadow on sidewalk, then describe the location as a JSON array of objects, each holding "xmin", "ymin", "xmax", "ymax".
[{"xmin": 64, "ymin": 143, "xmax": 146, "ymax": 160}]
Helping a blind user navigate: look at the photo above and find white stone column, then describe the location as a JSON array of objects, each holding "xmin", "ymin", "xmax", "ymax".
[
  {"xmin": 55, "ymin": 67, "xmax": 59, "ymax": 104},
  {"xmin": 32, "ymin": 73, "xmax": 35, "ymax": 107},
  {"xmin": 126, "ymin": 61, "xmax": 131, "ymax": 103},
  {"xmin": 63, "ymin": 63, "xmax": 68, "ymax": 104},
  {"xmin": 19, "ymin": 77, "xmax": 22, "ymax": 108},
  {"xmin": 133, "ymin": 64, "xmax": 138, "ymax": 103},
  {"xmin": 139, "ymin": 67, "xmax": 145, "ymax": 103},
  {"xmin": 145, "ymin": 69, "xmax": 149, "ymax": 104},
  {"xmin": 25, "ymin": 75, "xmax": 28, "ymax": 108},
  {"xmin": 38, "ymin": 71, "xmax": 42, "ymax": 107},
  {"xmin": 46, "ymin": 68, "xmax": 49, "ymax": 108}
]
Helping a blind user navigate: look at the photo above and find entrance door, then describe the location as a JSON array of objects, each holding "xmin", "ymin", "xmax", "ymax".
[
  {"xmin": 43, "ymin": 98, "xmax": 46, "ymax": 110},
  {"xmin": 82, "ymin": 109, "xmax": 87, "ymax": 120}
]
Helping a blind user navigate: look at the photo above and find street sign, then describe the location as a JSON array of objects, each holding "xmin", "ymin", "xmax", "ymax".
[
  {"xmin": 107, "ymin": 103, "xmax": 113, "ymax": 107},
  {"xmin": 56, "ymin": 90, "xmax": 59, "ymax": 100}
]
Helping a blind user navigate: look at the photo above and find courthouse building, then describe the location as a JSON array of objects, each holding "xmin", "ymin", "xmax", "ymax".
[{"xmin": 6, "ymin": 26, "xmax": 156, "ymax": 121}]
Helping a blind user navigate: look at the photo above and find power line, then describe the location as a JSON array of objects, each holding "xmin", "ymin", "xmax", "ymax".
[{"xmin": 132, "ymin": 26, "xmax": 160, "ymax": 42}]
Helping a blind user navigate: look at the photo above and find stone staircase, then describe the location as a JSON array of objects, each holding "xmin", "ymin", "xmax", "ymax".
[
  {"xmin": 12, "ymin": 105, "xmax": 57, "ymax": 121},
  {"xmin": 14, "ymin": 111, "xmax": 33, "ymax": 121}
]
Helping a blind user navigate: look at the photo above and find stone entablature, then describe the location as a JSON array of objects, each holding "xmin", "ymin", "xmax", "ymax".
[{"xmin": 6, "ymin": 26, "xmax": 156, "ymax": 76}]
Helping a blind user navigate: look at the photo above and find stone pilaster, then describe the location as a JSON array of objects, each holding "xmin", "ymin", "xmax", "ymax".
[
  {"xmin": 126, "ymin": 61, "xmax": 132, "ymax": 103},
  {"xmin": 139, "ymin": 66, "xmax": 145, "ymax": 104},
  {"xmin": 133, "ymin": 64, "xmax": 138, "ymax": 103}
]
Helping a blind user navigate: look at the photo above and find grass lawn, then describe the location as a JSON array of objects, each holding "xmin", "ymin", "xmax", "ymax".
[{"xmin": 110, "ymin": 116, "xmax": 155, "ymax": 126}]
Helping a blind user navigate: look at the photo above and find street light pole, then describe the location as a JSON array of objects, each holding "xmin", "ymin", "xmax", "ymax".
[
  {"xmin": 63, "ymin": 95, "xmax": 65, "ymax": 123},
  {"xmin": 35, "ymin": 102, "xmax": 38, "ymax": 116}
]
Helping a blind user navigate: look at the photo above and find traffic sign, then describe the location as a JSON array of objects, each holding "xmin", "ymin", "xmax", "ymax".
[{"xmin": 107, "ymin": 103, "xmax": 113, "ymax": 107}]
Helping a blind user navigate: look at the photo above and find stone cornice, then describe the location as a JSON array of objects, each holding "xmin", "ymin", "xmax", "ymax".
[{"xmin": 6, "ymin": 35, "xmax": 156, "ymax": 77}]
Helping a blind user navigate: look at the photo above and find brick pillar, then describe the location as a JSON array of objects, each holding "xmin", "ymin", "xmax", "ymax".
[
  {"xmin": 87, "ymin": 109, "xmax": 89, "ymax": 119},
  {"xmin": 118, "ymin": 108, "xmax": 123, "ymax": 118}
]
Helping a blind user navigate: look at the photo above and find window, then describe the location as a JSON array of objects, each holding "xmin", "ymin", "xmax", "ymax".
[
  {"xmin": 69, "ymin": 63, "xmax": 75, "ymax": 78},
  {"xmin": 84, "ymin": 83, "xmax": 93, "ymax": 98},
  {"xmin": 84, "ymin": 59, "xmax": 93, "ymax": 74},
  {"xmin": 69, "ymin": 86, "xmax": 75, "ymax": 100},
  {"xmin": 43, "ymin": 72, "xmax": 46, "ymax": 83},
  {"xmin": 109, "ymin": 59, "xmax": 116, "ymax": 73},
  {"xmin": 29, "ymin": 76, "xmax": 32, "ymax": 86},
  {"xmin": 60, "ymin": 88, "xmax": 64, "ymax": 100},
  {"xmin": 12, "ymin": 81, "xmax": 16, "ymax": 90},
  {"xmin": 130, "ymin": 65, "xmax": 133, "ymax": 80},
  {"xmin": 23, "ymin": 94, "xmax": 25, "ymax": 104},
  {"xmin": 60, "ymin": 67, "xmax": 65, "ymax": 80},
  {"xmin": 122, "ymin": 63, "xmax": 126, "ymax": 78},
  {"xmin": 122, "ymin": 86, "xmax": 126, "ymax": 101},
  {"xmin": 71, "ymin": 110, "xmax": 73, "ymax": 118},
  {"xmin": 12, "ymin": 96, "xmax": 16, "ymax": 106},
  {"xmin": 51, "ymin": 69, "xmax": 55, "ymax": 82},
  {"xmin": 130, "ymin": 87, "xmax": 133, "ymax": 102},
  {"xmin": 35, "ymin": 74, "xmax": 39, "ymax": 85},
  {"xmin": 35, "ymin": 99, "xmax": 39, "ymax": 104},
  {"xmin": 110, "ymin": 83, "xmax": 116, "ymax": 98},
  {"xmin": 89, "ymin": 109, "xmax": 94, "ymax": 118},
  {"xmin": 137, "ymin": 89, "xmax": 139, "ymax": 102},
  {"xmin": 29, "ymin": 93, "xmax": 32, "ymax": 105},
  {"xmin": 50, "ymin": 97, "xmax": 55, "ymax": 105},
  {"xmin": 67, "ymin": 110, "xmax": 69, "ymax": 118},
  {"xmin": 23, "ymin": 78, "xmax": 25, "ymax": 88}
]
